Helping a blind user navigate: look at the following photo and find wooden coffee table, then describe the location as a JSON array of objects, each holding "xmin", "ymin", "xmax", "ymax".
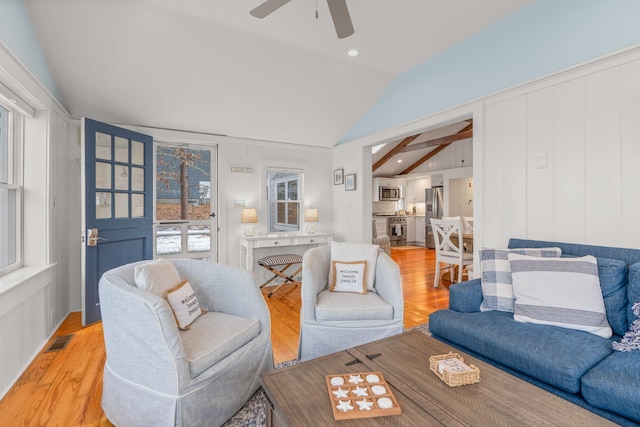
[{"xmin": 260, "ymin": 331, "xmax": 615, "ymax": 426}]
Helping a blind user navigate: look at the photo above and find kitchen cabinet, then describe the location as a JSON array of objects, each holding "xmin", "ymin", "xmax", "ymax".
[
  {"xmin": 372, "ymin": 177, "xmax": 398, "ymax": 202},
  {"xmin": 416, "ymin": 217, "xmax": 426, "ymax": 245},
  {"xmin": 406, "ymin": 217, "xmax": 416, "ymax": 243},
  {"xmin": 407, "ymin": 178, "xmax": 429, "ymax": 202}
]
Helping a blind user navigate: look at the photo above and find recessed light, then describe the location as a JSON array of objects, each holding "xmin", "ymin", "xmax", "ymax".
[
  {"xmin": 397, "ymin": 159, "xmax": 402, "ymax": 163},
  {"xmin": 347, "ymin": 49, "xmax": 359, "ymax": 57}
]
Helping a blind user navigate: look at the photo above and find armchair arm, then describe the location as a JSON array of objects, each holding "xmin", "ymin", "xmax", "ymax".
[
  {"xmin": 300, "ymin": 245, "xmax": 331, "ymax": 322},
  {"xmin": 172, "ymin": 260, "xmax": 271, "ymax": 335},
  {"xmin": 100, "ymin": 271, "xmax": 190, "ymax": 393},
  {"xmin": 448, "ymin": 278, "xmax": 482, "ymax": 313},
  {"xmin": 372, "ymin": 251, "xmax": 404, "ymax": 319}
]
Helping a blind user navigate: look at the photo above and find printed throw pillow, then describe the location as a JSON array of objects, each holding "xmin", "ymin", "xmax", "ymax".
[
  {"xmin": 164, "ymin": 279, "xmax": 206, "ymax": 330},
  {"xmin": 508, "ymin": 253, "xmax": 612, "ymax": 339},
  {"xmin": 330, "ymin": 241, "xmax": 379, "ymax": 291},
  {"xmin": 479, "ymin": 247, "xmax": 562, "ymax": 312},
  {"xmin": 330, "ymin": 260, "xmax": 367, "ymax": 294},
  {"xmin": 134, "ymin": 259, "xmax": 182, "ymax": 297}
]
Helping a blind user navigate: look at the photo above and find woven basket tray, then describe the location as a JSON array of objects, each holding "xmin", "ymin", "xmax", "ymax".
[{"xmin": 429, "ymin": 352, "xmax": 480, "ymax": 387}]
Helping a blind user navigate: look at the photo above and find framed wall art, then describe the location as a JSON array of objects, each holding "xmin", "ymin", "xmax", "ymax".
[
  {"xmin": 345, "ymin": 174, "xmax": 356, "ymax": 191},
  {"xmin": 334, "ymin": 169, "xmax": 344, "ymax": 185}
]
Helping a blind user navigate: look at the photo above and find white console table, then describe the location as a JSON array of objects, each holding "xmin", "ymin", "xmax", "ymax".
[{"xmin": 239, "ymin": 233, "xmax": 333, "ymax": 271}]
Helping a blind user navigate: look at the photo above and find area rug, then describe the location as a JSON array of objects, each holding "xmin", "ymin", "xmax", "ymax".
[{"xmin": 222, "ymin": 323, "xmax": 430, "ymax": 427}]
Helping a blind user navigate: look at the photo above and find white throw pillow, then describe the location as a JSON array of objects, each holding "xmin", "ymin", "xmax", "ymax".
[
  {"xmin": 330, "ymin": 260, "xmax": 367, "ymax": 294},
  {"xmin": 330, "ymin": 241, "xmax": 379, "ymax": 291},
  {"xmin": 508, "ymin": 253, "xmax": 612, "ymax": 338},
  {"xmin": 134, "ymin": 259, "xmax": 182, "ymax": 297},
  {"xmin": 164, "ymin": 279, "xmax": 205, "ymax": 330},
  {"xmin": 479, "ymin": 247, "xmax": 562, "ymax": 312}
]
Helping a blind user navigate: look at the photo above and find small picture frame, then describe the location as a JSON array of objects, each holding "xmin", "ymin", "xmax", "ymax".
[
  {"xmin": 334, "ymin": 169, "xmax": 344, "ymax": 185},
  {"xmin": 345, "ymin": 174, "xmax": 356, "ymax": 191}
]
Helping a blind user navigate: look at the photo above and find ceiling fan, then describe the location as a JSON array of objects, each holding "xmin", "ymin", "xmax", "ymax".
[{"xmin": 250, "ymin": 0, "xmax": 355, "ymax": 39}]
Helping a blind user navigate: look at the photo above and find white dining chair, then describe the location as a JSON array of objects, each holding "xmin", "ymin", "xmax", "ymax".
[{"xmin": 430, "ymin": 218, "xmax": 473, "ymax": 287}]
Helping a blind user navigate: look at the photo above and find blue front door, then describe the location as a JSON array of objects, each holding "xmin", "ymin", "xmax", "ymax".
[{"xmin": 82, "ymin": 118, "xmax": 153, "ymax": 325}]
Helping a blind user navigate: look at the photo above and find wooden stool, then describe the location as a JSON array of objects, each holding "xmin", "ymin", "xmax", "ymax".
[{"xmin": 258, "ymin": 254, "xmax": 303, "ymax": 298}]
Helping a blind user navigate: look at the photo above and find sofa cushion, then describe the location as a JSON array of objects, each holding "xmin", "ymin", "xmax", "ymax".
[
  {"xmin": 509, "ymin": 254, "xmax": 612, "ymax": 339},
  {"xmin": 429, "ymin": 309, "xmax": 613, "ymax": 393},
  {"xmin": 582, "ymin": 351, "xmax": 640, "ymax": 422},
  {"xmin": 315, "ymin": 290, "xmax": 393, "ymax": 322},
  {"xmin": 595, "ymin": 257, "xmax": 628, "ymax": 336},
  {"xmin": 479, "ymin": 247, "xmax": 562, "ymax": 313},
  {"xmin": 180, "ymin": 311, "xmax": 260, "ymax": 378}
]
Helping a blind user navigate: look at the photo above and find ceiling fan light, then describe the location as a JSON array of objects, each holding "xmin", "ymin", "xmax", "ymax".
[{"xmin": 348, "ymin": 49, "xmax": 359, "ymax": 57}]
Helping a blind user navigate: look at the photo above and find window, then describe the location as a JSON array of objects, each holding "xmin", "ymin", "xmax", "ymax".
[
  {"xmin": 0, "ymin": 103, "xmax": 21, "ymax": 275},
  {"xmin": 267, "ymin": 170, "xmax": 302, "ymax": 232}
]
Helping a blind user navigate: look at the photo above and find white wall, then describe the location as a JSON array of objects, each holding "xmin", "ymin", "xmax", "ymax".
[
  {"xmin": 482, "ymin": 47, "xmax": 640, "ymax": 249},
  {"xmin": 0, "ymin": 44, "xmax": 71, "ymax": 398}
]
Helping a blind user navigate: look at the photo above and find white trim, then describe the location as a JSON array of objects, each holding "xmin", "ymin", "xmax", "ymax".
[{"xmin": 0, "ymin": 264, "xmax": 54, "ymax": 316}]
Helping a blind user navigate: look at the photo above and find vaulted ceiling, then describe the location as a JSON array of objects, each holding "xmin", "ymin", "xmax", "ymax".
[{"xmin": 24, "ymin": 0, "xmax": 533, "ymax": 148}]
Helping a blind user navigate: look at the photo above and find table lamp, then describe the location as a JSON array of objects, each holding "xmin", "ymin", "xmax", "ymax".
[
  {"xmin": 241, "ymin": 208, "xmax": 258, "ymax": 237},
  {"xmin": 304, "ymin": 208, "xmax": 319, "ymax": 234}
]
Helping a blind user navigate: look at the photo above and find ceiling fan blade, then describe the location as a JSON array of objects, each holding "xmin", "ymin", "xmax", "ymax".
[
  {"xmin": 327, "ymin": 0, "xmax": 354, "ymax": 39},
  {"xmin": 250, "ymin": 0, "xmax": 292, "ymax": 18}
]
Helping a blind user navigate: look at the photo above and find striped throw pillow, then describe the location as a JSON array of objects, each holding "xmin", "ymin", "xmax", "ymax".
[
  {"xmin": 508, "ymin": 253, "xmax": 612, "ymax": 338},
  {"xmin": 479, "ymin": 247, "xmax": 562, "ymax": 312}
]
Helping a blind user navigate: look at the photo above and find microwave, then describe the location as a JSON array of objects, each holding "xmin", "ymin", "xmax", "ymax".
[{"xmin": 379, "ymin": 186, "xmax": 401, "ymax": 201}]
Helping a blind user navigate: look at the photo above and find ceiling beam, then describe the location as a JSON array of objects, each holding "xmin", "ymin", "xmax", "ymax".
[
  {"xmin": 401, "ymin": 127, "xmax": 472, "ymax": 153},
  {"xmin": 399, "ymin": 123, "xmax": 473, "ymax": 174},
  {"xmin": 372, "ymin": 134, "xmax": 420, "ymax": 172},
  {"xmin": 399, "ymin": 143, "xmax": 453, "ymax": 175}
]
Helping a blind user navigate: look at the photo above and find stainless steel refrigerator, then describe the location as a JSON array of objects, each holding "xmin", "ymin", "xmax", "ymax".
[{"xmin": 425, "ymin": 187, "xmax": 444, "ymax": 249}]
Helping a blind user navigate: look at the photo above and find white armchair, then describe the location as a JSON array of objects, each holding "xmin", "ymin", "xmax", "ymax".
[
  {"xmin": 298, "ymin": 245, "xmax": 404, "ymax": 361},
  {"xmin": 99, "ymin": 259, "xmax": 273, "ymax": 427}
]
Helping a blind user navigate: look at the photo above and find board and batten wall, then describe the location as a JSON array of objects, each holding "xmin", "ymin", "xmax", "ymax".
[{"xmin": 482, "ymin": 49, "xmax": 640, "ymax": 249}]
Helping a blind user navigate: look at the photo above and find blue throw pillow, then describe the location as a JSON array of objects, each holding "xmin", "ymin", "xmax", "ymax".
[{"xmin": 595, "ymin": 257, "xmax": 628, "ymax": 337}]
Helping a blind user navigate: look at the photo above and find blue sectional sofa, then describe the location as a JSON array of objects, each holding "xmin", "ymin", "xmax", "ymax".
[{"xmin": 430, "ymin": 238, "xmax": 640, "ymax": 426}]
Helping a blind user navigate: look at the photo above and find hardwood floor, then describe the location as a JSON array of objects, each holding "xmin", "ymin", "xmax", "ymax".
[{"xmin": 0, "ymin": 247, "xmax": 448, "ymax": 426}]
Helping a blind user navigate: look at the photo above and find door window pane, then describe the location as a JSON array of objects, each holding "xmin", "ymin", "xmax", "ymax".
[
  {"xmin": 156, "ymin": 147, "xmax": 211, "ymax": 220},
  {"xmin": 115, "ymin": 193, "xmax": 128, "ymax": 218},
  {"xmin": 156, "ymin": 225, "xmax": 181, "ymax": 254},
  {"xmin": 95, "ymin": 162, "xmax": 112, "ymax": 189},
  {"xmin": 131, "ymin": 167, "xmax": 144, "ymax": 191},
  {"xmin": 95, "ymin": 132, "xmax": 111, "ymax": 160},
  {"xmin": 188, "ymin": 225, "xmax": 211, "ymax": 252},
  {"xmin": 131, "ymin": 141, "xmax": 144, "ymax": 165},
  {"xmin": 132, "ymin": 194, "xmax": 144, "ymax": 217},
  {"xmin": 115, "ymin": 136, "xmax": 129, "ymax": 162},
  {"xmin": 115, "ymin": 166, "xmax": 129, "ymax": 190},
  {"xmin": 96, "ymin": 192, "xmax": 111, "ymax": 219}
]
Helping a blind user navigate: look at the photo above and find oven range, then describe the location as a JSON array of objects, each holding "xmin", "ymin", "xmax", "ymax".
[{"xmin": 385, "ymin": 216, "xmax": 407, "ymax": 247}]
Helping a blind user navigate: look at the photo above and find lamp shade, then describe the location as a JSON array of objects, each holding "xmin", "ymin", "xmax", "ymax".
[
  {"xmin": 304, "ymin": 208, "xmax": 319, "ymax": 222},
  {"xmin": 241, "ymin": 208, "xmax": 258, "ymax": 224}
]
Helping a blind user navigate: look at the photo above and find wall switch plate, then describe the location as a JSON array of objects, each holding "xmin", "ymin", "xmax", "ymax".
[{"xmin": 536, "ymin": 153, "xmax": 548, "ymax": 169}]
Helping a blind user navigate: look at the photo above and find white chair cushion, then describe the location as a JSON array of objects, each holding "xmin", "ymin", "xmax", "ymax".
[
  {"xmin": 180, "ymin": 311, "xmax": 260, "ymax": 378},
  {"xmin": 315, "ymin": 290, "xmax": 393, "ymax": 322}
]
